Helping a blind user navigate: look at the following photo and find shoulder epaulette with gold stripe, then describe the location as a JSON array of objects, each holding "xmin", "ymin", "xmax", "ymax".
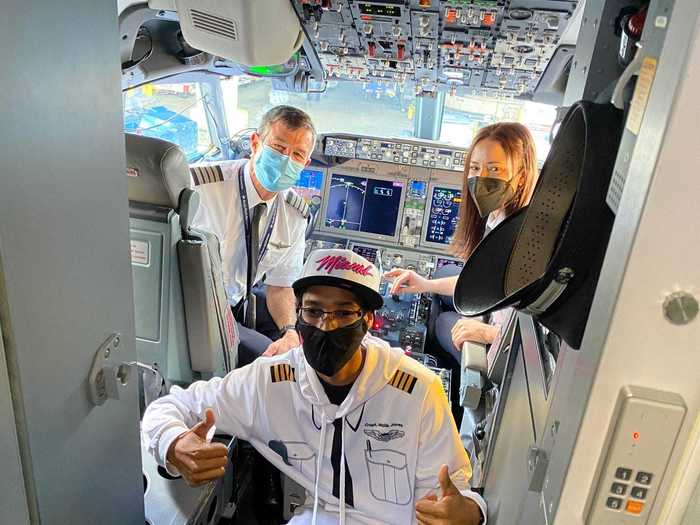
[
  {"xmin": 388, "ymin": 370, "xmax": 417, "ymax": 394},
  {"xmin": 190, "ymin": 165, "xmax": 224, "ymax": 186},
  {"xmin": 270, "ymin": 363, "xmax": 296, "ymax": 383},
  {"xmin": 285, "ymin": 190, "xmax": 310, "ymax": 219}
]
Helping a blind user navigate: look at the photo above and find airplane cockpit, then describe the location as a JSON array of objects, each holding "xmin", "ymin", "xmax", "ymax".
[{"xmin": 1, "ymin": 1, "xmax": 699, "ymax": 525}]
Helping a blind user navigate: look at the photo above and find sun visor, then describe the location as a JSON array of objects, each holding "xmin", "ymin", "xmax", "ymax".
[
  {"xmin": 454, "ymin": 101, "xmax": 624, "ymax": 349},
  {"xmin": 154, "ymin": 0, "xmax": 304, "ymax": 66}
]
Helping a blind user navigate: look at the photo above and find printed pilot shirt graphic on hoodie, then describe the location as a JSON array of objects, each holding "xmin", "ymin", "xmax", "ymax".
[{"xmin": 143, "ymin": 335, "xmax": 487, "ymax": 525}]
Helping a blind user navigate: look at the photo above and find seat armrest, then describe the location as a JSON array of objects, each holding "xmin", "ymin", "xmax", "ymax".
[
  {"xmin": 459, "ymin": 342, "xmax": 488, "ymax": 409},
  {"xmin": 462, "ymin": 341, "xmax": 488, "ymax": 375}
]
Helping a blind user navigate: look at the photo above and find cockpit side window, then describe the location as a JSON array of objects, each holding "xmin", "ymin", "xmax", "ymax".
[{"xmin": 123, "ymin": 82, "xmax": 219, "ymax": 163}]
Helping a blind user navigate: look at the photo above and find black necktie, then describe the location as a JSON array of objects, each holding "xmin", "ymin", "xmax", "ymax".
[{"xmin": 245, "ymin": 202, "xmax": 266, "ymax": 328}]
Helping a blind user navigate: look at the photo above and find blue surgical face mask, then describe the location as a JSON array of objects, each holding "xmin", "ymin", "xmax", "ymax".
[{"xmin": 253, "ymin": 144, "xmax": 305, "ymax": 192}]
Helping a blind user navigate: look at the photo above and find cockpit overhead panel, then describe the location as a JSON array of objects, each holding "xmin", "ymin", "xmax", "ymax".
[
  {"xmin": 322, "ymin": 133, "xmax": 467, "ymax": 171},
  {"xmin": 293, "ymin": 0, "xmax": 579, "ymax": 97}
]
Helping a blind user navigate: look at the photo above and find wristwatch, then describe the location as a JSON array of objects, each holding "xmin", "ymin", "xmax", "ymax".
[{"xmin": 278, "ymin": 324, "xmax": 297, "ymax": 337}]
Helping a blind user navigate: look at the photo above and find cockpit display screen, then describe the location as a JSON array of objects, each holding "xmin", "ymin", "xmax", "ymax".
[
  {"xmin": 351, "ymin": 244, "xmax": 379, "ymax": 264},
  {"xmin": 435, "ymin": 257, "xmax": 464, "ymax": 273},
  {"xmin": 425, "ymin": 186, "xmax": 462, "ymax": 245},
  {"xmin": 358, "ymin": 3, "xmax": 402, "ymax": 18},
  {"xmin": 409, "ymin": 180, "xmax": 427, "ymax": 199},
  {"xmin": 294, "ymin": 168, "xmax": 324, "ymax": 203},
  {"xmin": 325, "ymin": 173, "xmax": 404, "ymax": 237}
]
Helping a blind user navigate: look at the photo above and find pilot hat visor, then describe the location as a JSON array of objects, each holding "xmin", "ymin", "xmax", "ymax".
[{"xmin": 293, "ymin": 249, "xmax": 384, "ymax": 311}]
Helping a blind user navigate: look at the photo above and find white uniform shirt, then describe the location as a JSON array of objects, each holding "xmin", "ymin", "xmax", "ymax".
[
  {"xmin": 143, "ymin": 337, "xmax": 487, "ymax": 524},
  {"xmin": 485, "ymin": 210, "xmax": 513, "ymax": 366},
  {"xmin": 191, "ymin": 159, "xmax": 307, "ymax": 305}
]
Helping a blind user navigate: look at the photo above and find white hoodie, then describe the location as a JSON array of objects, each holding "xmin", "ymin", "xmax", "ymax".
[{"xmin": 143, "ymin": 336, "xmax": 487, "ymax": 524}]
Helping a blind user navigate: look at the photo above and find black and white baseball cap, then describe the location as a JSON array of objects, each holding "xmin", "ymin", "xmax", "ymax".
[{"xmin": 293, "ymin": 249, "xmax": 384, "ymax": 310}]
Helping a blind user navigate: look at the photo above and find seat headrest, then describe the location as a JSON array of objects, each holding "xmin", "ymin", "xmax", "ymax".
[
  {"xmin": 125, "ymin": 134, "xmax": 192, "ymax": 209},
  {"xmin": 454, "ymin": 101, "xmax": 624, "ymax": 349}
]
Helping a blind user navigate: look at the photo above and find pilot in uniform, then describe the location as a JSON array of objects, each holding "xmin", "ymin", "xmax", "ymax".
[
  {"xmin": 189, "ymin": 105, "xmax": 317, "ymax": 365},
  {"xmin": 142, "ymin": 248, "xmax": 487, "ymax": 525}
]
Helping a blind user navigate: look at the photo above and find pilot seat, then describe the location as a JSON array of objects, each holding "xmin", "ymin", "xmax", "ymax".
[{"xmin": 126, "ymin": 133, "xmax": 238, "ymax": 406}]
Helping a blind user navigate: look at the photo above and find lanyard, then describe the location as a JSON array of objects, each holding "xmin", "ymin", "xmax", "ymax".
[{"xmin": 237, "ymin": 163, "xmax": 279, "ymax": 295}]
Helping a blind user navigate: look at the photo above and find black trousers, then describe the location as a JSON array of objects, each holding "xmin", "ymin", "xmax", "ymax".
[{"xmin": 233, "ymin": 290, "xmax": 280, "ymax": 367}]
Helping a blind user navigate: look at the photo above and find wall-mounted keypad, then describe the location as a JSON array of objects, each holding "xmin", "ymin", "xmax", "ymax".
[
  {"xmin": 585, "ymin": 387, "xmax": 686, "ymax": 525},
  {"xmin": 605, "ymin": 466, "xmax": 653, "ymax": 515}
]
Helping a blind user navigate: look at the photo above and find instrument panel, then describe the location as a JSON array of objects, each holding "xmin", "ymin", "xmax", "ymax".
[
  {"xmin": 349, "ymin": 242, "xmax": 436, "ymax": 353},
  {"xmin": 298, "ymin": 134, "xmax": 467, "ymax": 360},
  {"xmin": 299, "ymin": 136, "xmax": 466, "ymax": 401},
  {"xmin": 306, "ymin": 134, "xmax": 468, "ymax": 252},
  {"xmin": 292, "ymin": 0, "xmax": 579, "ymax": 98}
]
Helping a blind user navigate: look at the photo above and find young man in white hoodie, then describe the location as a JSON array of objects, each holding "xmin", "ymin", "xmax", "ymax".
[{"xmin": 142, "ymin": 249, "xmax": 486, "ymax": 525}]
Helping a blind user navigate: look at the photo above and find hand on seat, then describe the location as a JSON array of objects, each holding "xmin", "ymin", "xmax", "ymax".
[
  {"xmin": 384, "ymin": 268, "xmax": 430, "ymax": 295},
  {"xmin": 451, "ymin": 318, "xmax": 499, "ymax": 349},
  {"xmin": 166, "ymin": 409, "xmax": 229, "ymax": 487},
  {"xmin": 415, "ymin": 465, "xmax": 482, "ymax": 525},
  {"xmin": 262, "ymin": 329, "xmax": 300, "ymax": 357}
]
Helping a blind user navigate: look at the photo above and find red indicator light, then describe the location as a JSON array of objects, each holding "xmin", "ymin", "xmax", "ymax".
[
  {"xmin": 633, "ymin": 432, "xmax": 640, "ymax": 440},
  {"xmin": 368, "ymin": 42, "xmax": 376, "ymax": 58},
  {"xmin": 397, "ymin": 44, "xmax": 406, "ymax": 60}
]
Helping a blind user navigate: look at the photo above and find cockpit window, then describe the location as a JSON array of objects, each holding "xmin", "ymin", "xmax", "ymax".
[
  {"xmin": 220, "ymin": 77, "xmax": 417, "ymax": 140},
  {"xmin": 440, "ymin": 93, "xmax": 557, "ymax": 163},
  {"xmin": 122, "ymin": 77, "xmax": 556, "ymax": 164},
  {"xmin": 123, "ymin": 82, "xmax": 217, "ymax": 162}
]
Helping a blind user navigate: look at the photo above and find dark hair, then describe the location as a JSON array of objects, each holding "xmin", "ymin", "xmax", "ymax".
[
  {"xmin": 258, "ymin": 105, "xmax": 317, "ymax": 143},
  {"xmin": 450, "ymin": 122, "xmax": 538, "ymax": 259},
  {"xmin": 294, "ymin": 284, "xmax": 374, "ymax": 312}
]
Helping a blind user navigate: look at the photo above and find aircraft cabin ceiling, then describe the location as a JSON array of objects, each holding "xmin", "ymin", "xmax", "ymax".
[{"xmin": 119, "ymin": 0, "xmax": 584, "ymax": 103}]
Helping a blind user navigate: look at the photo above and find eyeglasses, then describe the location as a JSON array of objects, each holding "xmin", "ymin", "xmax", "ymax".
[{"xmin": 298, "ymin": 307, "xmax": 363, "ymax": 324}]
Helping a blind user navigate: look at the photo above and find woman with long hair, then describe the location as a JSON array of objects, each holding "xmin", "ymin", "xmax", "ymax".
[{"xmin": 385, "ymin": 122, "xmax": 539, "ymax": 363}]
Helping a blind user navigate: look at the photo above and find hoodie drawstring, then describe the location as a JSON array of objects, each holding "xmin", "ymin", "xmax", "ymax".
[
  {"xmin": 312, "ymin": 415, "xmax": 327, "ymax": 525},
  {"xmin": 340, "ymin": 420, "xmax": 347, "ymax": 525},
  {"xmin": 311, "ymin": 412, "xmax": 348, "ymax": 525}
]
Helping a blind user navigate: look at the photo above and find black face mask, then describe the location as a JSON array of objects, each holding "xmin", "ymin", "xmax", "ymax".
[
  {"xmin": 468, "ymin": 176, "xmax": 516, "ymax": 218},
  {"xmin": 296, "ymin": 317, "xmax": 368, "ymax": 377}
]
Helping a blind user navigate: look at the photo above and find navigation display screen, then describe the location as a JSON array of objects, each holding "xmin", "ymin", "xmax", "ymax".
[
  {"xmin": 325, "ymin": 173, "xmax": 404, "ymax": 237},
  {"xmin": 425, "ymin": 186, "xmax": 462, "ymax": 245},
  {"xmin": 294, "ymin": 168, "xmax": 324, "ymax": 203}
]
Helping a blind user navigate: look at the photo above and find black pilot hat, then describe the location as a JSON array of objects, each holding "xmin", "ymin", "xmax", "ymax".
[{"xmin": 454, "ymin": 101, "xmax": 624, "ymax": 349}]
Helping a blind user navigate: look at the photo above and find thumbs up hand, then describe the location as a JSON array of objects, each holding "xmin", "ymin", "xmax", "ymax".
[
  {"xmin": 415, "ymin": 465, "xmax": 483, "ymax": 525},
  {"xmin": 166, "ymin": 409, "xmax": 229, "ymax": 487}
]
